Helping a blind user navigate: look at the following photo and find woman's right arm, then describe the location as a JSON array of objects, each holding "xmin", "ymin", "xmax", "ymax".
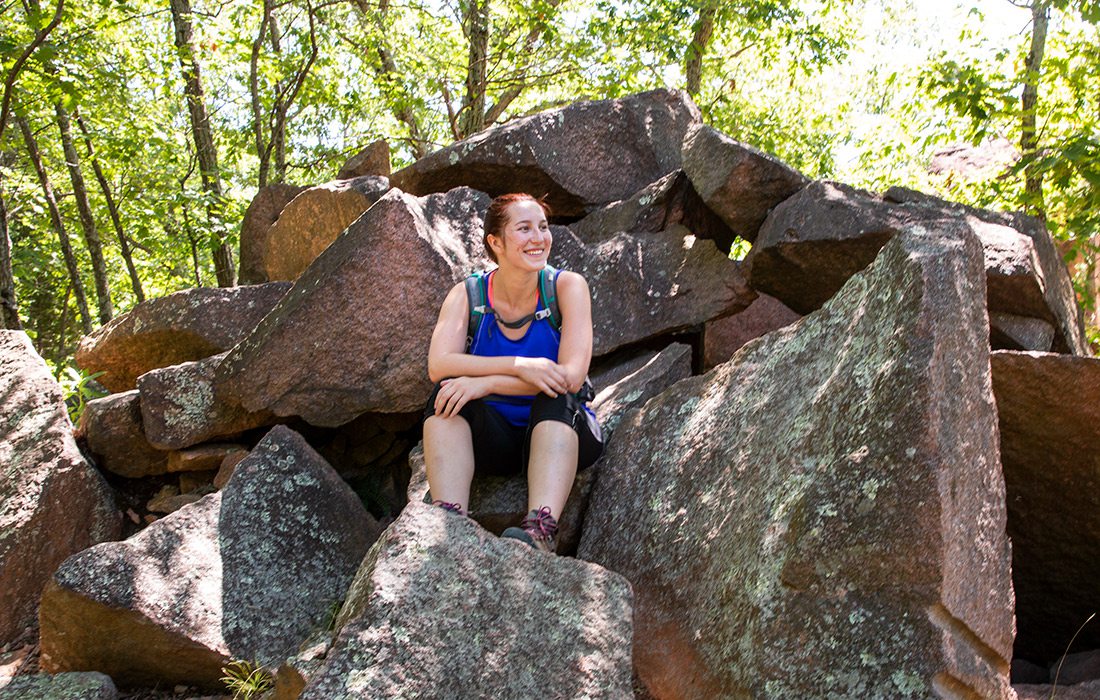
[{"xmin": 427, "ymin": 282, "xmax": 569, "ymax": 396}]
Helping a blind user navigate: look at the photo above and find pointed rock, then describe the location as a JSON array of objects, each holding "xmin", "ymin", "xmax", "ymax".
[
  {"xmin": 0, "ymin": 331, "xmax": 120, "ymax": 644},
  {"xmin": 337, "ymin": 139, "xmax": 391, "ymax": 179},
  {"xmin": 580, "ymin": 227, "xmax": 1014, "ymax": 699},
  {"xmin": 703, "ymin": 293, "xmax": 800, "ymax": 371},
  {"xmin": 39, "ymin": 426, "xmax": 379, "ymax": 688},
  {"xmin": 680, "ymin": 123, "xmax": 808, "ymax": 244},
  {"xmin": 262, "ymin": 176, "xmax": 391, "ymax": 282},
  {"xmin": 239, "ymin": 183, "xmax": 308, "ymax": 285},
  {"xmin": 301, "ymin": 503, "xmax": 633, "ymax": 699},
  {"xmin": 75, "ymin": 283, "xmax": 292, "ymax": 392},
  {"xmin": 391, "ymin": 89, "xmax": 701, "ymax": 217}
]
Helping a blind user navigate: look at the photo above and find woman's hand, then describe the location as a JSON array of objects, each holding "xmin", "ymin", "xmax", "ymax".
[
  {"xmin": 513, "ymin": 356, "xmax": 569, "ymax": 397},
  {"xmin": 434, "ymin": 376, "xmax": 494, "ymax": 419}
]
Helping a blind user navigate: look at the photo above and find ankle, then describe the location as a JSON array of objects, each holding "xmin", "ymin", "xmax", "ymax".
[{"xmin": 431, "ymin": 499, "xmax": 465, "ymax": 516}]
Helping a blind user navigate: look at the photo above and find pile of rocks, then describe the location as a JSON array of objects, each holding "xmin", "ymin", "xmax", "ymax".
[{"xmin": 3, "ymin": 88, "xmax": 1099, "ymax": 699}]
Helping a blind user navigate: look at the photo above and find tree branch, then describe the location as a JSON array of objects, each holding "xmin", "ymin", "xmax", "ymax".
[{"xmin": 0, "ymin": 0, "xmax": 64, "ymax": 142}]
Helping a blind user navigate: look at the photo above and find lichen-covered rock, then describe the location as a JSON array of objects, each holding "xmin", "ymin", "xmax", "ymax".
[
  {"xmin": 239, "ymin": 183, "xmax": 308, "ymax": 285},
  {"xmin": 579, "ymin": 227, "xmax": 1014, "ymax": 699},
  {"xmin": 337, "ymin": 139, "xmax": 391, "ymax": 179},
  {"xmin": 75, "ymin": 283, "xmax": 292, "ymax": 392},
  {"xmin": 552, "ymin": 225, "xmax": 755, "ymax": 356},
  {"xmin": 569, "ymin": 171, "xmax": 734, "ymax": 251},
  {"xmin": 391, "ymin": 89, "xmax": 700, "ymax": 217},
  {"xmin": 39, "ymin": 425, "xmax": 379, "ymax": 689},
  {"xmin": 0, "ymin": 331, "xmax": 120, "ymax": 644},
  {"xmin": 745, "ymin": 181, "xmax": 1086, "ymax": 354},
  {"xmin": 589, "ymin": 342, "xmax": 692, "ymax": 436},
  {"xmin": 262, "ymin": 176, "xmax": 391, "ymax": 282},
  {"xmin": 989, "ymin": 312, "xmax": 1055, "ymax": 352},
  {"xmin": 0, "ymin": 671, "xmax": 118, "ymax": 699},
  {"xmin": 77, "ymin": 390, "xmax": 169, "ymax": 477},
  {"xmin": 137, "ymin": 352, "xmax": 274, "ymax": 450},
  {"xmin": 680, "ymin": 123, "xmax": 808, "ymax": 244},
  {"xmin": 215, "ymin": 187, "xmax": 491, "ymax": 425},
  {"xmin": 301, "ymin": 503, "xmax": 634, "ymax": 699},
  {"xmin": 703, "ymin": 293, "xmax": 800, "ymax": 371},
  {"xmin": 990, "ymin": 350, "xmax": 1100, "ymax": 662}
]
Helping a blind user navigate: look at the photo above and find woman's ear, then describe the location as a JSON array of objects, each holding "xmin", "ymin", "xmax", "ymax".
[{"xmin": 487, "ymin": 233, "xmax": 504, "ymax": 257}]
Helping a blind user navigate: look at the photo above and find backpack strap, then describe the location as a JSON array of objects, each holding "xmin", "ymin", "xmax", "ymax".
[
  {"xmin": 537, "ymin": 265, "xmax": 562, "ymax": 332},
  {"xmin": 464, "ymin": 272, "xmax": 490, "ymax": 351}
]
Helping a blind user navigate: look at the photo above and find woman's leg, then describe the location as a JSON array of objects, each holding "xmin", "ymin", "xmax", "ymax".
[
  {"xmin": 526, "ymin": 420, "xmax": 579, "ymax": 518},
  {"xmin": 423, "ymin": 414, "xmax": 476, "ymax": 512}
]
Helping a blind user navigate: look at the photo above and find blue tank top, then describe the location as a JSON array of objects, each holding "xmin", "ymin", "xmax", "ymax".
[{"xmin": 470, "ymin": 285, "xmax": 561, "ymax": 427}]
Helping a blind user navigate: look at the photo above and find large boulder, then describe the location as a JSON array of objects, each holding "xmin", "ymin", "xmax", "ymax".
[
  {"xmin": 262, "ymin": 176, "xmax": 391, "ymax": 282},
  {"xmin": 216, "ymin": 187, "xmax": 491, "ymax": 425},
  {"xmin": 0, "ymin": 331, "xmax": 120, "ymax": 644},
  {"xmin": 239, "ymin": 183, "xmax": 308, "ymax": 284},
  {"xmin": 579, "ymin": 227, "xmax": 1015, "ymax": 699},
  {"xmin": 0, "ymin": 672, "xmax": 118, "ymax": 700},
  {"xmin": 680, "ymin": 123, "xmax": 808, "ymax": 244},
  {"xmin": 745, "ymin": 181, "xmax": 1087, "ymax": 354},
  {"xmin": 703, "ymin": 293, "xmax": 801, "ymax": 371},
  {"xmin": 990, "ymin": 350, "xmax": 1100, "ymax": 662},
  {"xmin": 39, "ymin": 426, "xmax": 379, "ymax": 688},
  {"xmin": 391, "ymin": 89, "xmax": 701, "ymax": 217},
  {"xmin": 75, "ymin": 283, "xmax": 292, "ymax": 392},
  {"xmin": 300, "ymin": 503, "xmax": 634, "ymax": 699},
  {"xmin": 136, "ymin": 352, "xmax": 275, "ymax": 450},
  {"xmin": 77, "ymin": 390, "xmax": 169, "ymax": 477},
  {"xmin": 552, "ymin": 224, "xmax": 755, "ymax": 357}
]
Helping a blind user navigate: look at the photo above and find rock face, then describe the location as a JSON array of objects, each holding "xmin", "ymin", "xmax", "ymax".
[
  {"xmin": 137, "ymin": 352, "xmax": 274, "ymax": 450},
  {"xmin": 579, "ymin": 227, "xmax": 1015, "ymax": 699},
  {"xmin": 216, "ymin": 187, "xmax": 491, "ymax": 425},
  {"xmin": 301, "ymin": 503, "xmax": 634, "ymax": 699},
  {"xmin": 551, "ymin": 225, "xmax": 755, "ymax": 356},
  {"xmin": 239, "ymin": 183, "xmax": 308, "ymax": 284},
  {"xmin": 745, "ymin": 181, "xmax": 1086, "ymax": 354},
  {"xmin": 39, "ymin": 426, "xmax": 379, "ymax": 688},
  {"xmin": 680, "ymin": 124, "xmax": 808, "ymax": 244},
  {"xmin": 0, "ymin": 331, "xmax": 120, "ymax": 644},
  {"xmin": 262, "ymin": 175, "xmax": 391, "ymax": 281},
  {"xmin": 589, "ymin": 343, "xmax": 693, "ymax": 436},
  {"xmin": 75, "ymin": 283, "xmax": 292, "ymax": 392},
  {"xmin": 0, "ymin": 671, "xmax": 118, "ymax": 699},
  {"xmin": 78, "ymin": 390, "xmax": 169, "ymax": 477},
  {"xmin": 337, "ymin": 139, "xmax": 391, "ymax": 179},
  {"xmin": 703, "ymin": 293, "xmax": 800, "ymax": 371},
  {"xmin": 990, "ymin": 350, "xmax": 1100, "ymax": 662},
  {"xmin": 391, "ymin": 89, "xmax": 701, "ymax": 217}
]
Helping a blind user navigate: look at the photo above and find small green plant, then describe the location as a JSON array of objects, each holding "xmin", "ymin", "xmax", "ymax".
[
  {"xmin": 57, "ymin": 366, "xmax": 107, "ymax": 424},
  {"xmin": 220, "ymin": 659, "xmax": 275, "ymax": 700}
]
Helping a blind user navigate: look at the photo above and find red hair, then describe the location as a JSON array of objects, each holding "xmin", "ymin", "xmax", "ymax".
[{"xmin": 483, "ymin": 193, "xmax": 552, "ymax": 263}]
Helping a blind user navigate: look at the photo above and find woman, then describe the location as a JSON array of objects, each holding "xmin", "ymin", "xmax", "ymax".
[{"xmin": 422, "ymin": 193, "xmax": 603, "ymax": 554}]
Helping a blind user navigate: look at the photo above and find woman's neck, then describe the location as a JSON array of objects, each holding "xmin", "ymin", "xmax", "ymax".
[{"xmin": 489, "ymin": 265, "xmax": 539, "ymax": 311}]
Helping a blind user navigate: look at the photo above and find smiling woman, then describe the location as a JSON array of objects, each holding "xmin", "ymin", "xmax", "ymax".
[{"xmin": 421, "ymin": 192, "xmax": 604, "ymax": 554}]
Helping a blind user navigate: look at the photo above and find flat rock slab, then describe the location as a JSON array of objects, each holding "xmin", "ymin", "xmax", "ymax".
[
  {"xmin": 990, "ymin": 350, "xmax": 1100, "ymax": 662},
  {"xmin": 0, "ymin": 331, "xmax": 120, "ymax": 644},
  {"xmin": 580, "ymin": 227, "xmax": 1015, "ymax": 699},
  {"xmin": 137, "ymin": 352, "xmax": 274, "ymax": 450},
  {"xmin": 239, "ymin": 183, "xmax": 308, "ymax": 284},
  {"xmin": 216, "ymin": 187, "xmax": 492, "ymax": 425},
  {"xmin": 75, "ymin": 283, "xmax": 292, "ymax": 392},
  {"xmin": 0, "ymin": 672, "xmax": 118, "ymax": 699},
  {"xmin": 39, "ymin": 426, "xmax": 379, "ymax": 689},
  {"xmin": 681, "ymin": 123, "xmax": 808, "ymax": 244},
  {"xmin": 391, "ymin": 89, "xmax": 700, "ymax": 217},
  {"xmin": 78, "ymin": 390, "xmax": 169, "ymax": 478},
  {"xmin": 745, "ymin": 181, "xmax": 1086, "ymax": 354},
  {"xmin": 262, "ymin": 176, "xmax": 391, "ymax": 281},
  {"xmin": 301, "ymin": 503, "xmax": 634, "ymax": 699}
]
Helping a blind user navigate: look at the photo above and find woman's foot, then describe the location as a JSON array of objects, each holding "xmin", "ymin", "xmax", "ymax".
[
  {"xmin": 431, "ymin": 499, "xmax": 465, "ymax": 516},
  {"xmin": 501, "ymin": 506, "xmax": 558, "ymax": 554}
]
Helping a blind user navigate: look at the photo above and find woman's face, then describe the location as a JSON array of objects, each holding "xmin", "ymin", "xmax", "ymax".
[{"xmin": 490, "ymin": 200, "xmax": 552, "ymax": 271}]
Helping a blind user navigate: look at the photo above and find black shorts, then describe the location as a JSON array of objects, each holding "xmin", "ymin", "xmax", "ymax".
[{"xmin": 422, "ymin": 385, "xmax": 604, "ymax": 477}]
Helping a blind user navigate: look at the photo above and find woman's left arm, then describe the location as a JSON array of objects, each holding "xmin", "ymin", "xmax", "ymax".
[{"xmin": 555, "ymin": 271, "xmax": 593, "ymax": 393}]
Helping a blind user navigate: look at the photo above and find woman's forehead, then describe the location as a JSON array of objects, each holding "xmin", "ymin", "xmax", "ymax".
[{"xmin": 506, "ymin": 200, "xmax": 547, "ymax": 224}]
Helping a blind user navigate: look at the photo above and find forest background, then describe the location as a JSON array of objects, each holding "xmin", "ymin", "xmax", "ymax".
[{"xmin": 1, "ymin": 0, "xmax": 1098, "ymax": 381}]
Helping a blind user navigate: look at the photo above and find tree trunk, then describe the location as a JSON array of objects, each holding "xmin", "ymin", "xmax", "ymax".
[
  {"xmin": 169, "ymin": 0, "xmax": 236, "ymax": 286},
  {"xmin": 17, "ymin": 114, "xmax": 93, "ymax": 334},
  {"xmin": 1021, "ymin": 0, "xmax": 1049, "ymax": 221},
  {"xmin": 0, "ymin": 187, "xmax": 21, "ymax": 329},
  {"xmin": 75, "ymin": 112, "xmax": 145, "ymax": 302},
  {"xmin": 54, "ymin": 102, "xmax": 113, "ymax": 321},
  {"xmin": 685, "ymin": 3, "xmax": 717, "ymax": 97},
  {"xmin": 458, "ymin": 0, "xmax": 490, "ymax": 138}
]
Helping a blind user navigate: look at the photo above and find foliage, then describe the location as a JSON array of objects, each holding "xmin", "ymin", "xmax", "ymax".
[
  {"xmin": 220, "ymin": 659, "xmax": 275, "ymax": 700},
  {"xmin": 55, "ymin": 365, "xmax": 106, "ymax": 424}
]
